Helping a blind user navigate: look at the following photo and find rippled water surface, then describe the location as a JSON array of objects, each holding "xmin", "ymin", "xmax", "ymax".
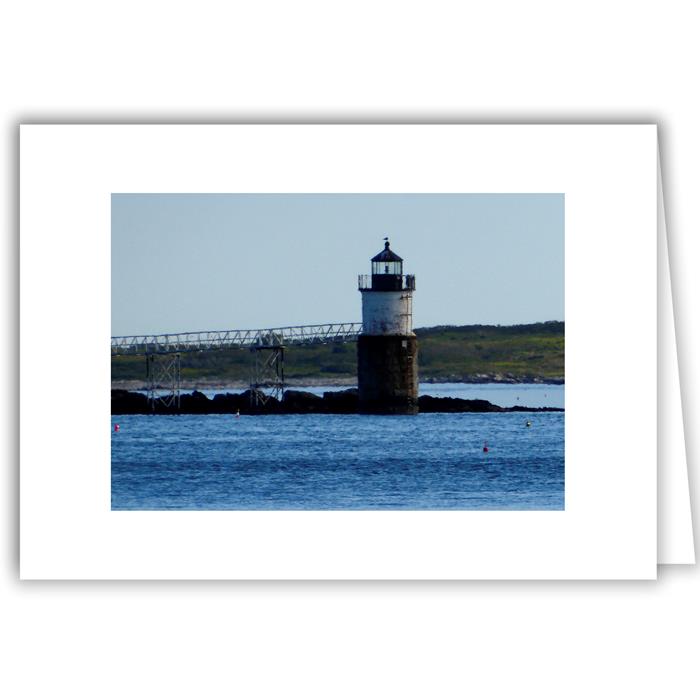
[{"xmin": 112, "ymin": 410, "xmax": 564, "ymax": 510}]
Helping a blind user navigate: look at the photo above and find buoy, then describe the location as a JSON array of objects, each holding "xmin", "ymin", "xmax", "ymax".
[
  {"xmin": 526, "ymin": 420, "xmax": 531, "ymax": 428},
  {"xmin": 483, "ymin": 443, "xmax": 489, "ymax": 453},
  {"xmin": 114, "ymin": 424, "xmax": 120, "ymax": 432},
  {"xmin": 235, "ymin": 409, "xmax": 240, "ymax": 419}
]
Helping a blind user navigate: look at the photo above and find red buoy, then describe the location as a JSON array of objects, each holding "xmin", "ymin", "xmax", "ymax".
[
  {"xmin": 114, "ymin": 424, "xmax": 120, "ymax": 433},
  {"xmin": 483, "ymin": 442, "xmax": 488, "ymax": 453}
]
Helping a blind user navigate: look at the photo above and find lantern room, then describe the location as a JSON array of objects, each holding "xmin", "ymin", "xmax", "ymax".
[
  {"xmin": 358, "ymin": 239, "xmax": 415, "ymax": 292},
  {"xmin": 372, "ymin": 239, "xmax": 403, "ymax": 276}
]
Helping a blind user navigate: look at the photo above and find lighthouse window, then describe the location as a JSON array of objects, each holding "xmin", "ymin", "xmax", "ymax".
[{"xmin": 372, "ymin": 260, "xmax": 403, "ymax": 275}]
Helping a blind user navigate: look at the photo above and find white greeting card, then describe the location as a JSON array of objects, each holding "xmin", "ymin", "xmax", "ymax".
[{"xmin": 20, "ymin": 124, "xmax": 665, "ymax": 579}]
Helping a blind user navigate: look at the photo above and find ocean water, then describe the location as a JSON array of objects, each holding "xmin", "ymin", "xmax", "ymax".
[{"xmin": 112, "ymin": 392, "xmax": 564, "ymax": 510}]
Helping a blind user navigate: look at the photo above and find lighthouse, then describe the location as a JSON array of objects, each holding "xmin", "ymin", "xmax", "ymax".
[{"xmin": 357, "ymin": 239, "xmax": 418, "ymax": 414}]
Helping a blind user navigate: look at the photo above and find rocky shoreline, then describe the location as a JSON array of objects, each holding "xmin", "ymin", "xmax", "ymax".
[{"xmin": 112, "ymin": 388, "xmax": 564, "ymax": 415}]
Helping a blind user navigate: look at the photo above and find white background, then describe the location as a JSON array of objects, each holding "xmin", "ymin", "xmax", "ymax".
[
  {"xmin": 3, "ymin": 1, "xmax": 698, "ymax": 698},
  {"xmin": 20, "ymin": 124, "xmax": 657, "ymax": 581}
]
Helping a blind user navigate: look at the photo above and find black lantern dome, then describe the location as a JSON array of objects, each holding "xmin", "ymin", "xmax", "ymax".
[
  {"xmin": 371, "ymin": 239, "xmax": 403, "ymax": 276},
  {"xmin": 359, "ymin": 238, "xmax": 415, "ymax": 292}
]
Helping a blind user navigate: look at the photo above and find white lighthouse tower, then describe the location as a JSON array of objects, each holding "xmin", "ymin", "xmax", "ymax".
[{"xmin": 357, "ymin": 239, "xmax": 418, "ymax": 414}]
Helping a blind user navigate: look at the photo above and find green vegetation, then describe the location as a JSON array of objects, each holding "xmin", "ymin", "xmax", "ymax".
[
  {"xmin": 111, "ymin": 321, "xmax": 564, "ymax": 384},
  {"xmin": 415, "ymin": 321, "xmax": 564, "ymax": 381}
]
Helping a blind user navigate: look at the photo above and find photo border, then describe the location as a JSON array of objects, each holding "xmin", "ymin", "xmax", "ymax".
[{"xmin": 20, "ymin": 124, "xmax": 657, "ymax": 579}]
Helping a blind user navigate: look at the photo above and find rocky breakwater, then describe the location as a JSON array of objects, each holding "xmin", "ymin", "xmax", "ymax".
[{"xmin": 112, "ymin": 389, "xmax": 564, "ymax": 415}]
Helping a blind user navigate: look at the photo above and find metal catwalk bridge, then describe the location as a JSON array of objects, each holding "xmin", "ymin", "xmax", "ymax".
[
  {"xmin": 111, "ymin": 322, "xmax": 363, "ymax": 355},
  {"xmin": 111, "ymin": 322, "xmax": 363, "ymax": 410}
]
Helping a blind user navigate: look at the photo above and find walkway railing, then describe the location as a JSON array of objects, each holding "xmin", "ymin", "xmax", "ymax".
[
  {"xmin": 358, "ymin": 274, "xmax": 416, "ymax": 291},
  {"xmin": 111, "ymin": 322, "xmax": 363, "ymax": 355}
]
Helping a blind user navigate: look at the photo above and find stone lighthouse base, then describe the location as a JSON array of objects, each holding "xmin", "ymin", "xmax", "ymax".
[{"xmin": 357, "ymin": 335, "xmax": 419, "ymax": 414}]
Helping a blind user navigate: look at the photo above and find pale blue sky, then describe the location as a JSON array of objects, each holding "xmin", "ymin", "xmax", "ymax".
[{"xmin": 111, "ymin": 194, "xmax": 564, "ymax": 336}]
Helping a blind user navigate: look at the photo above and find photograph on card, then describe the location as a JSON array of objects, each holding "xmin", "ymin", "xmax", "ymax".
[{"xmin": 111, "ymin": 193, "xmax": 564, "ymax": 510}]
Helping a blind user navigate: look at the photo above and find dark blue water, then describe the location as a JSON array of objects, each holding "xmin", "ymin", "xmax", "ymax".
[{"xmin": 111, "ymin": 412, "xmax": 564, "ymax": 510}]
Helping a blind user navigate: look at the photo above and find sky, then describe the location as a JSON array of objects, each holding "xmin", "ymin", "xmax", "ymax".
[{"xmin": 111, "ymin": 193, "xmax": 564, "ymax": 336}]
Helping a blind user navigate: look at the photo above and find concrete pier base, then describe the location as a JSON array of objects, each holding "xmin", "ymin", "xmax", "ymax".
[{"xmin": 357, "ymin": 334, "xmax": 419, "ymax": 414}]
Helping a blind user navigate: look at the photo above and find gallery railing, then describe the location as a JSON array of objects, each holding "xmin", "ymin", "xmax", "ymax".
[{"xmin": 358, "ymin": 274, "xmax": 416, "ymax": 291}]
